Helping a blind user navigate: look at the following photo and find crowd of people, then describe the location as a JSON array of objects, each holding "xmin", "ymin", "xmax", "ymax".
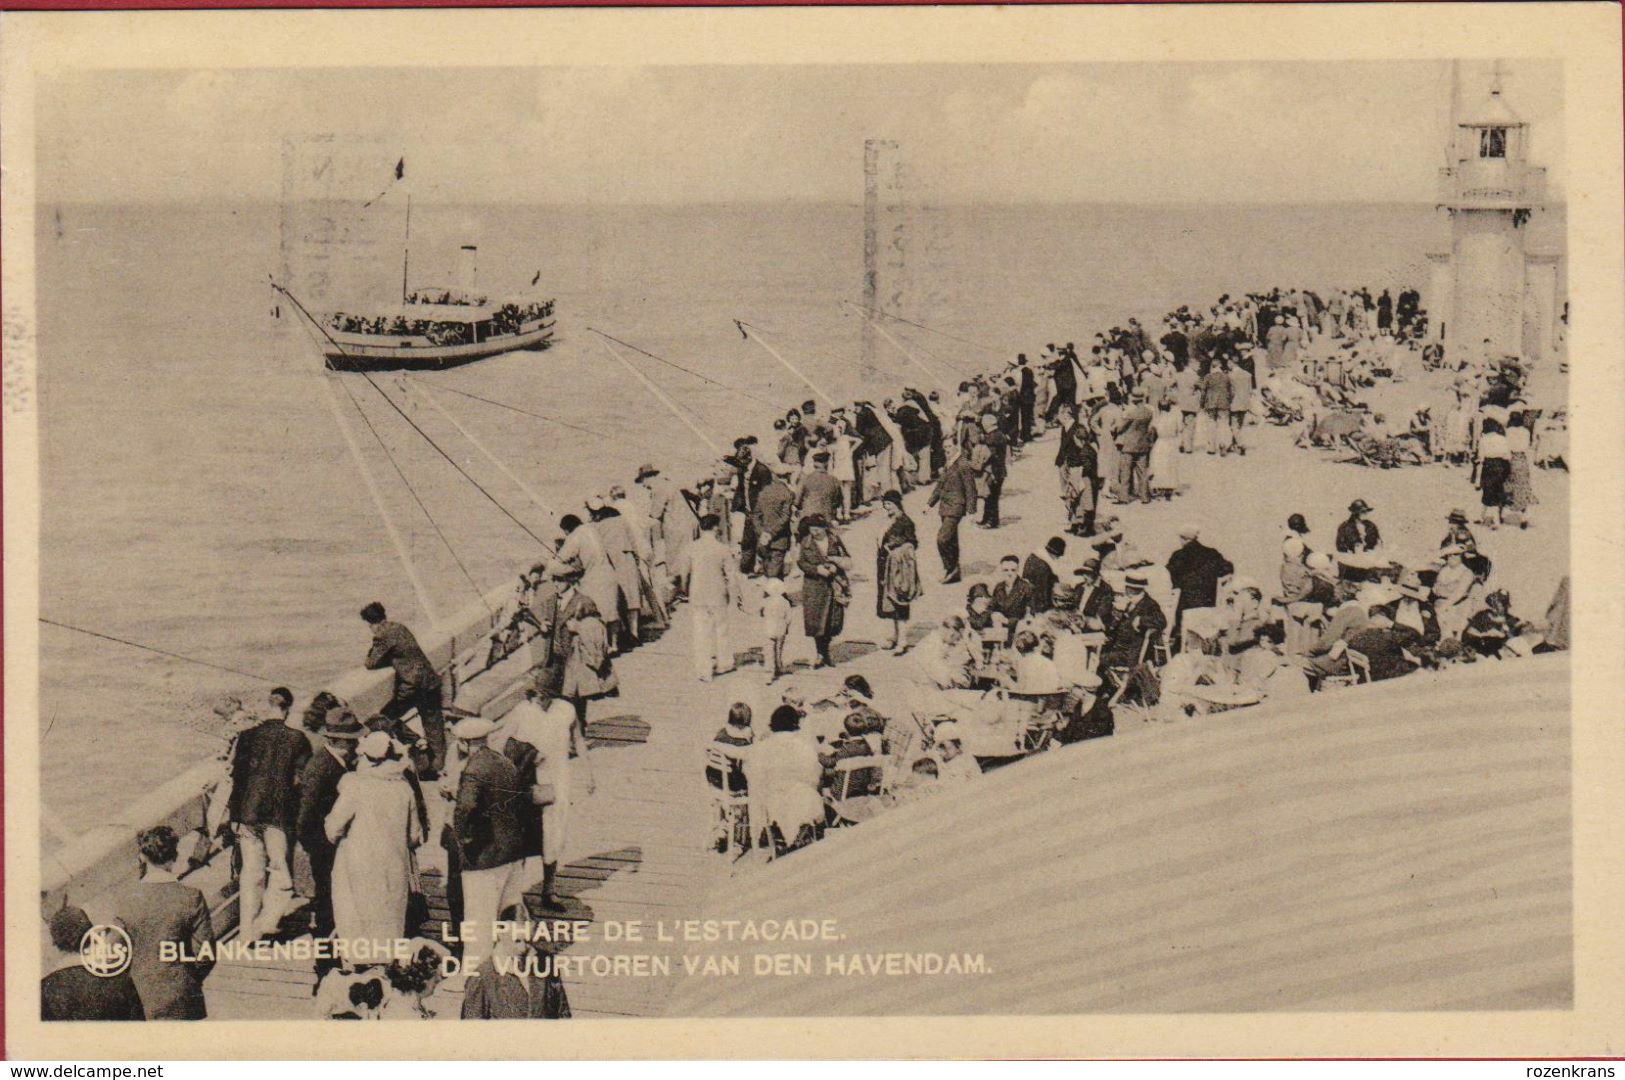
[
  {"xmin": 326, "ymin": 299, "xmax": 554, "ymax": 345},
  {"xmin": 692, "ymin": 282, "xmax": 1568, "ymax": 864},
  {"xmin": 53, "ymin": 277, "xmax": 1567, "ymax": 1022}
]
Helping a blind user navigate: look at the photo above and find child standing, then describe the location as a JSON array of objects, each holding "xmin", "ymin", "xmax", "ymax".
[{"xmin": 758, "ymin": 578, "xmax": 793, "ymax": 681}]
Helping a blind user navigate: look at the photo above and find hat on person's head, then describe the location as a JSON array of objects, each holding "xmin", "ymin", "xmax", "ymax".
[
  {"xmin": 1045, "ymin": 537, "xmax": 1067, "ymax": 559},
  {"xmin": 359, "ymin": 730, "xmax": 396, "ymax": 763},
  {"xmin": 636, "ymin": 463, "xmax": 660, "ymax": 481},
  {"xmin": 1306, "ymin": 551, "xmax": 1333, "ymax": 572},
  {"xmin": 1447, "ymin": 508, "xmax": 1468, "ymax": 524},
  {"xmin": 1124, "ymin": 572, "xmax": 1149, "ymax": 590},
  {"xmin": 761, "ymin": 576, "xmax": 789, "ymax": 596},
  {"xmin": 321, "ymin": 708, "xmax": 364, "ymax": 741},
  {"xmin": 801, "ymin": 400, "xmax": 818, "ymax": 415},
  {"xmin": 732, "ymin": 437, "xmax": 752, "ymax": 451},
  {"xmin": 932, "ymin": 721, "xmax": 963, "ymax": 745},
  {"xmin": 1439, "ymin": 544, "xmax": 1467, "ymax": 559},
  {"xmin": 1348, "ymin": 498, "xmax": 1373, "ymax": 514},
  {"xmin": 585, "ymin": 495, "xmax": 606, "ymax": 513},
  {"xmin": 811, "ymin": 450, "xmax": 831, "ymax": 464},
  {"xmin": 1287, "ymin": 513, "xmax": 1309, "ymax": 533},
  {"xmin": 841, "ymin": 675, "xmax": 875, "ymax": 703},
  {"xmin": 1178, "ymin": 525, "xmax": 1200, "ymax": 541},
  {"xmin": 1131, "ymin": 387, "xmax": 1149, "ymax": 401},
  {"xmin": 451, "ymin": 714, "xmax": 500, "ymax": 742},
  {"xmin": 1075, "ymin": 556, "xmax": 1102, "ymax": 576}
]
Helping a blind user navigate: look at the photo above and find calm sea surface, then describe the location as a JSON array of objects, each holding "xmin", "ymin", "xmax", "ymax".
[{"xmin": 38, "ymin": 199, "xmax": 1495, "ymax": 834}]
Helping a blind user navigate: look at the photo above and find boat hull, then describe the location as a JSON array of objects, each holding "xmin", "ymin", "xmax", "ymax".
[{"xmin": 322, "ymin": 321, "xmax": 554, "ymax": 371}]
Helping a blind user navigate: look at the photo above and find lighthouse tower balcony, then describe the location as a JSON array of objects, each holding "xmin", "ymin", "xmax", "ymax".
[{"xmin": 1438, "ymin": 160, "xmax": 1547, "ymax": 212}]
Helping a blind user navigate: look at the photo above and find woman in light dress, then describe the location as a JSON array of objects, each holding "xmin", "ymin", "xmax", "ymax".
[
  {"xmin": 555, "ymin": 513, "xmax": 625, "ymax": 649},
  {"xmin": 747, "ymin": 705, "xmax": 825, "ymax": 855},
  {"xmin": 325, "ymin": 731, "xmax": 423, "ymax": 952},
  {"xmin": 1148, "ymin": 400, "xmax": 1182, "ymax": 498}
]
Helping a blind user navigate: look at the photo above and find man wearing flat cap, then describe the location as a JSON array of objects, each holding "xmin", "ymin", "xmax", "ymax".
[
  {"xmin": 796, "ymin": 450, "xmax": 843, "ymax": 526},
  {"xmin": 446, "ymin": 713, "xmax": 529, "ymax": 979}
]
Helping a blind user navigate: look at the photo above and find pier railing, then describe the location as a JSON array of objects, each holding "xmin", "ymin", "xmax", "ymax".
[{"xmin": 40, "ymin": 581, "xmax": 525, "ymax": 928}]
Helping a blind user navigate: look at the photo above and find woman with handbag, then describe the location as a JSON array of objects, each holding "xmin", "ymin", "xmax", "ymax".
[
  {"xmin": 876, "ymin": 491, "xmax": 921, "ymax": 656},
  {"xmin": 797, "ymin": 514, "xmax": 851, "ymax": 669}
]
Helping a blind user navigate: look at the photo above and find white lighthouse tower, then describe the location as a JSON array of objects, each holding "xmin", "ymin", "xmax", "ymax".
[{"xmin": 1433, "ymin": 66, "xmax": 1552, "ymax": 365}]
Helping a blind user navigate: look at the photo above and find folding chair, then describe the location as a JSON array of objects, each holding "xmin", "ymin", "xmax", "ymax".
[
  {"xmin": 1152, "ymin": 589, "xmax": 1180, "ymax": 667},
  {"xmin": 825, "ymin": 756, "xmax": 886, "ymax": 827},
  {"xmin": 704, "ymin": 745, "xmax": 751, "ymax": 856}
]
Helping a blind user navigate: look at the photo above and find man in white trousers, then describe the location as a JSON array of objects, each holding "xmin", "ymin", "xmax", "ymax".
[{"xmin": 688, "ymin": 513, "xmax": 738, "ymax": 681}]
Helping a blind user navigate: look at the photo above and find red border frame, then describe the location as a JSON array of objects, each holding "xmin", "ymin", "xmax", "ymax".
[{"xmin": 1, "ymin": 0, "xmax": 1621, "ymax": 1061}]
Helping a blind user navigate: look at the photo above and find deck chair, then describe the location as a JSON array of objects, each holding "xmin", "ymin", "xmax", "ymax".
[{"xmin": 704, "ymin": 745, "xmax": 751, "ymax": 856}]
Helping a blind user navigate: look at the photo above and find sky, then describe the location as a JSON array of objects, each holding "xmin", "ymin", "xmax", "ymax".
[{"xmin": 36, "ymin": 59, "xmax": 1563, "ymax": 205}]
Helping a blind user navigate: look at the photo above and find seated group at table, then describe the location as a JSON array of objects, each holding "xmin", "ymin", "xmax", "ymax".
[{"xmin": 702, "ymin": 674, "xmax": 987, "ymax": 858}]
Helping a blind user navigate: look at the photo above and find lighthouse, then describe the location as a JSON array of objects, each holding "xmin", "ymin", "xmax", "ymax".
[{"xmin": 1433, "ymin": 67, "xmax": 1553, "ymax": 366}]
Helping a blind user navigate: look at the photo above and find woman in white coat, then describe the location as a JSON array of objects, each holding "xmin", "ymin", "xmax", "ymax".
[
  {"xmin": 501, "ymin": 686, "xmax": 592, "ymax": 912},
  {"xmin": 325, "ymin": 732, "xmax": 423, "ymax": 950}
]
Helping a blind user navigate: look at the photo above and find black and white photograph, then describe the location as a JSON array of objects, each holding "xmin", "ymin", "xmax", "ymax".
[{"xmin": 3, "ymin": 3, "xmax": 1622, "ymax": 1061}]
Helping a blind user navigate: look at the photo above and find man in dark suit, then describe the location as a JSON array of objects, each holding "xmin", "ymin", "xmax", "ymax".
[
  {"xmin": 1016, "ymin": 355, "xmax": 1037, "ymax": 444},
  {"xmin": 926, "ymin": 451, "xmax": 979, "ymax": 584},
  {"xmin": 990, "ymin": 555, "xmax": 1036, "ymax": 645},
  {"xmin": 113, "ymin": 827, "xmax": 216, "ymax": 1020},
  {"xmin": 1070, "ymin": 557, "xmax": 1117, "ymax": 631},
  {"xmin": 227, "ymin": 701, "xmax": 311, "ymax": 943},
  {"xmin": 1045, "ymin": 348, "xmax": 1078, "ymax": 423},
  {"xmin": 729, "ymin": 438, "xmax": 774, "ymax": 573},
  {"xmin": 1021, "ymin": 537, "xmax": 1066, "ymax": 614},
  {"xmin": 753, "ymin": 467, "xmax": 796, "ymax": 579},
  {"xmin": 295, "ymin": 709, "xmax": 360, "ymax": 941},
  {"xmin": 1336, "ymin": 498, "xmax": 1382, "ymax": 554},
  {"xmin": 1098, "ymin": 572, "xmax": 1168, "ymax": 674},
  {"xmin": 976, "ymin": 414, "xmax": 1010, "ymax": 528},
  {"xmin": 447, "ymin": 714, "xmax": 529, "ymax": 979},
  {"xmin": 1164, "ymin": 526, "xmax": 1235, "ymax": 654},
  {"xmin": 41, "ymin": 905, "xmax": 144, "ymax": 1021},
  {"xmin": 362, "ymin": 601, "xmax": 446, "ymax": 778},
  {"xmin": 1112, "ymin": 387, "xmax": 1157, "ymax": 503},
  {"xmin": 1054, "ymin": 405, "xmax": 1099, "ymax": 535}
]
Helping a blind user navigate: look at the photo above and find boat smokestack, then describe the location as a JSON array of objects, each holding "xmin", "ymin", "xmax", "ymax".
[{"xmin": 458, "ymin": 245, "xmax": 478, "ymax": 293}]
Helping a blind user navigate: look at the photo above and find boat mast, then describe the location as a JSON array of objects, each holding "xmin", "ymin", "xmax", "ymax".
[{"xmin": 401, "ymin": 192, "xmax": 412, "ymax": 304}]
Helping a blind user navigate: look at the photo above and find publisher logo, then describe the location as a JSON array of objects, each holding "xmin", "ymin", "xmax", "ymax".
[{"xmin": 80, "ymin": 925, "xmax": 132, "ymax": 978}]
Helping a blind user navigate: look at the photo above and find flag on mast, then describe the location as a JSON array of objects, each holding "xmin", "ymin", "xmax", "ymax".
[{"xmin": 363, "ymin": 156, "xmax": 407, "ymax": 208}]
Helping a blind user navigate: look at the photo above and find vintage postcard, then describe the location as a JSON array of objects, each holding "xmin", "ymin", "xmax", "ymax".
[{"xmin": 3, "ymin": 2, "xmax": 1622, "ymax": 1060}]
